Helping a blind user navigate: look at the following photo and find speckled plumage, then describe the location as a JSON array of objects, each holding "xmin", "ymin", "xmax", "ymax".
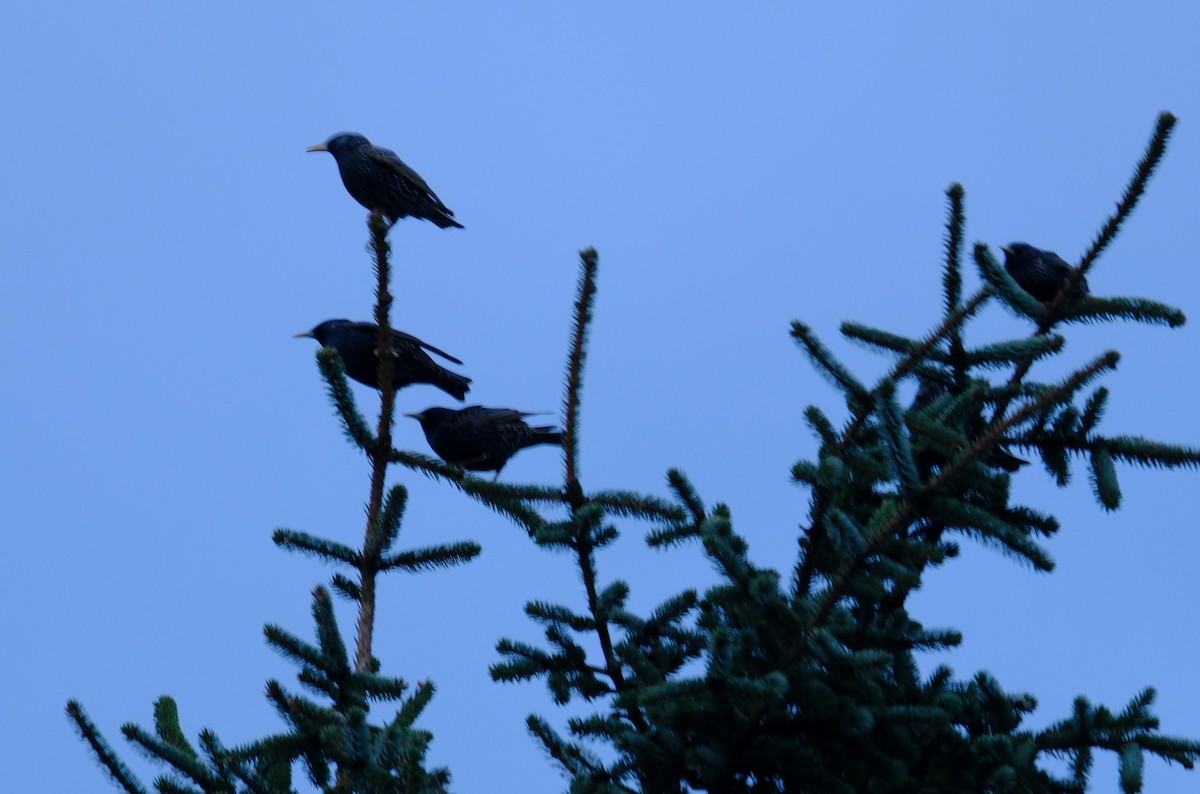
[
  {"xmin": 1002, "ymin": 243, "xmax": 1089, "ymax": 303},
  {"xmin": 407, "ymin": 406, "xmax": 563, "ymax": 475},
  {"xmin": 296, "ymin": 320, "xmax": 470, "ymax": 400},
  {"xmin": 307, "ymin": 132, "xmax": 463, "ymax": 229}
]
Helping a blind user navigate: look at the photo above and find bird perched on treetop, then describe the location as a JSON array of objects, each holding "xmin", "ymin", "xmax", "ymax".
[
  {"xmin": 306, "ymin": 133, "xmax": 463, "ymax": 229},
  {"xmin": 295, "ymin": 320, "xmax": 471, "ymax": 401},
  {"xmin": 1001, "ymin": 243, "xmax": 1089, "ymax": 304},
  {"xmin": 407, "ymin": 406, "xmax": 563, "ymax": 478}
]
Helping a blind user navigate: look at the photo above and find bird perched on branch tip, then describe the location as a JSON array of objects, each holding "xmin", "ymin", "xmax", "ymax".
[
  {"xmin": 295, "ymin": 319, "xmax": 471, "ymax": 401},
  {"xmin": 407, "ymin": 406, "xmax": 563, "ymax": 478},
  {"xmin": 306, "ymin": 132, "xmax": 463, "ymax": 229},
  {"xmin": 1002, "ymin": 243, "xmax": 1089, "ymax": 304}
]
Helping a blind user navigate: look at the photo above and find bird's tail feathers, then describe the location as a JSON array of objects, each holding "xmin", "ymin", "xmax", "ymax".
[
  {"xmin": 528, "ymin": 427, "xmax": 564, "ymax": 448},
  {"xmin": 431, "ymin": 208, "xmax": 464, "ymax": 229},
  {"xmin": 438, "ymin": 372, "xmax": 472, "ymax": 402}
]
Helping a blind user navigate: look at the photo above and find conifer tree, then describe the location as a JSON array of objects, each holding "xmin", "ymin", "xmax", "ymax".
[{"xmin": 70, "ymin": 112, "xmax": 1199, "ymax": 793}]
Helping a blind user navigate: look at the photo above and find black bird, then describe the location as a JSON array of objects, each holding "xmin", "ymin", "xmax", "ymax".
[
  {"xmin": 306, "ymin": 132, "xmax": 463, "ymax": 229},
  {"xmin": 407, "ymin": 406, "xmax": 563, "ymax": 477},
  {"xmin": 1001, "ymin": 243, "xmax": 1089, "ymax": 303},
  {"xmin": 295, "ymin": 320, "xmax": 471, "ymax": 401}
]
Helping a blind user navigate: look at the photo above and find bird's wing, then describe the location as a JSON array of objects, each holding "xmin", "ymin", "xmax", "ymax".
[
  {"xmin": 1045, "ymin": 252, "xmax": 1090, "ymax": 296},
  {"xmin": 389, "ymin": 329, "xmax": 464, "ymax": 365},
  {"xmin": 366, "ymin": 146, "xmax": 453, "ymax": 211},
  {"xmin": 467, "ymin": 408, "xmax": 530, "ymax": 426},
  {"xmin": 1043, "ymin": 252, "xmax": 1075, "ymax": 279}
]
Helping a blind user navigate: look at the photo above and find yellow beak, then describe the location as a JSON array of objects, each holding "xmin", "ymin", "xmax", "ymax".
[
  {"xmin": 293, "ymin": 330, "xmax": 315, "ymax": 339},
  {"xmin": 306, "ymin": 144, "xmax": 328, "ymax": 153},
  {"xmin": 1000, "ymin": 246, "xmax": 1013, "ymax": 256}
]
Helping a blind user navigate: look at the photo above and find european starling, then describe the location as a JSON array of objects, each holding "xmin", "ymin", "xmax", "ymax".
[
  {"xmin": 406, "ymin": 406, "xmax": 563, "ymax": 476},
  {"xmin": 295, "ymin": 320, "xmax": 471, "ymax": 401},
  {"xmin": 306, "ymin": 132, "xmax": 463, "ymax": 229},
  {"xmin": 1002, "ymin": 243, "xmax": 1089, "ymax": 303}
]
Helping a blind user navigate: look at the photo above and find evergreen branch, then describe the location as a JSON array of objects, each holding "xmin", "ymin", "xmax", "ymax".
[
  {"xmin": 963, "ymin": 336, "xmax": 1065, "ymax": 368},
  {"xmin": 65, "ymin": 700, "xmax": 150, "ymax": 794},
  {"xmin": 366, "ymin": 484, "xmax": 407, "ymax": 560},
  {"xmin": 459, "ymin": 475, "xmax": 565, "ymax": 504},
  {"xmin": 826, "ymin": 508, "xmax": 867, "ymax": 556},
  {"xmin": 1089, "ymin": 446, "xmax": 1121, "ymax": 511},
  {"xmin": 944, "ymin": 184, "xmax": 971, "ymax": 393},
  {"xmin": 563, "ymin": 248, "xmax": 599, "ymax": 488},
  {"xmin": 876, "ymin": 381, "xmax": 922, "ymax": 495},
  {"xmin": 394, "ymin": 680, "xmax": 436, "ymax": 729},
  {"xmin": 350, "ymin": 671, "xmax": 409, "ymax": 701},
  {"xmin": 152, "ymin": 697, "xmax": 198, "ymax": 760},
  {"xmin": 795, "ymin": 290, "xmax": 992, "ymax": 598},
  {"xmin": 317, "ymin": 348, "xmax": 376, "ymax": 450},
  {"xmin": 389, "ymin": 448, "xmax": 549, "ymax": 532},
  {"xmin": 791, "ymin": 321, "xmax": 872, "ymax": 405},
  {"xmin": 557, "ymin": 498, "xmax": 649, "ymax": 732},
  {"xmin": 263, "ymin": 623, "xmax": 327, "ymax": 671},
  {"xmin": 527, "ymin": 714, "xmax": 599, "ymax": 777},
  {"xmin": 380, "ymin": 540, "xmax": 482, "ymax": 572},
  {"xmin": 666, "ymin": 467, "xmax": 705, "ymax": 522},
  {"xmin": 1080, "ymin": 387, "xmax": 1109, "ymax": 435},
  {"xmin": 527, "ymin": 599, "xmax": 598, "ymax": 632},
  {"xmin": 1021, "ymin": 434, "xmax": 1200, "ymax": 470},
  {"xmin": 357, "ymin": 211, "xmax": 398, "ymax": 674},
  {"xmin": 943, "ymin": 183, "xmax": 966, "ymax": 320},
  {"xmin": 273, "ymin": 528, "xmax": 360, "ymax": 566},
  {"xmin": 196, "ymin": 730, "xmax": 239, "ymax": 791},
  {"xmin": 1036, "ymin": 688, "xmax": 1200, "ymax": 790},
  {"xmin": 589, "ymin": 489, "xmax": 687, "ymax": 523},
  {"xmin": 645, "ymin": 522, "xmax": 700, "ymax": 548},
  {"xmin": 928, "ymin": 497, "xmax": 1054, "ymax": 571},
  {"xmin": 1059, "ymin": 295, "xmax": 1186, "ymax": 328},
  {"xmin": 1093, "ymin": 435, "xmax": 1200, "ymax": 469},
  {"xmin": 150, "ymin": 777, "xmax": 202, "ymax": 794},
  {"xmin": 987, "ymin": 117, "xmax": 1178, "ymax": 431},
  {"xmin": 888, "ymin": 288, "xmax": 995, "ymax": 384},
  {"xmin": 974, "ymin": 243, "xmax": 1048, "ymax": 320},
  {"xmin": 809, "ymin": 351, "xmax": 1119, "ymax": 626},
  {"xmin": 1078, "ymin": 112, "xmax": 1177, "ymax": 279},
  {"xmin": 311, "ymin": 587, "xmax": 351, "ymax": 678},
  {"xmin": 840, "ymin": 322, "xmax": 924, "ymax": 358},
  {"xmin": 330, "ymin": 573, "xmax": 361, "ymax": 601},
  {"xmin": 492, "ymin": 638, "xmax": 554, "ymax": 682},
  {"xmin": 121, "ymin": 723, "xmax": 216, "ymax": 788}
]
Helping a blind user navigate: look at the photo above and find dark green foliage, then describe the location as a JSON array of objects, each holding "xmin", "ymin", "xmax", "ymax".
[
  {"xmin": 72, "ymin": 113, "xmax": 1199, "ymax": 793},
  {"xmin": 466, "ymin": 112, "xmax": 1199, "ymax": 793},
  {"xmin": 68, "ymin": 214, "xmax": 471, "ymax": 792}
]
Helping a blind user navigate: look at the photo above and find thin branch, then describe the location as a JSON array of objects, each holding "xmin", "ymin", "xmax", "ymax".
[
  {"xmin": 66, "ymin": 701, "xmax": 149, "ymax": 794},
  {"xmin": 1076, "ymin": 112, "xmax": 1177, "ymax": 283},
  {"xmin": 355, "ymin": 212, "xmax": 396, "ymax": 673},
  {"xmin": 563, "ymin": 248, "xmax": 599, "ymax": 489}
]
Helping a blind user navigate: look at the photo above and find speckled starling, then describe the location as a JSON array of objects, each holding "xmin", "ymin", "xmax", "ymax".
[
  {"xmin": 295, "ymin": 320, "xmax": 470, "ymax": 401},
  {"xmin": 1002, "ymin": 243, "xmax": 1089, "ymax": 303},
  {"xmin": 306, "ymin": 132, "xmax": 463, "ymax": 229},
  {"xmin": 406, "ymin": 406, "xmax": 563, "ymax": 476}
]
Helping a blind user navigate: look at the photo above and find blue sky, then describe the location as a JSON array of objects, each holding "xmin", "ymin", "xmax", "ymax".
[{"xmin": 3, "ymin": 3, "xmax": 1199, "ymax": 792}]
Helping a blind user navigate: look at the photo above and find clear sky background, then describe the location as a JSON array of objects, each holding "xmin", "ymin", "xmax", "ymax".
[{"xmin": 3, "ymin": 3, "xmax": 1199, "ymax": 792}]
